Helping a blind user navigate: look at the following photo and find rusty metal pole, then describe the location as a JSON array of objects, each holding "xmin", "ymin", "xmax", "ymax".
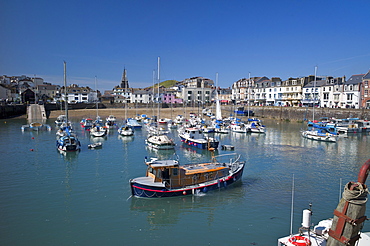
[{"xmin": 327, "ymin": 159, "xmax": 370, "ymax": 246}]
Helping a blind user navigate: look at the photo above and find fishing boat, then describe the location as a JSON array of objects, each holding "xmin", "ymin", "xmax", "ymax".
[
  {"xmin": 178, "ymin": 127, "xmax": 219, "ymax": 150},
  {"xmin": 129, "ymin": 153, "xmax": 245, "ymax": 198},
  {"xmin": 145, "ymin": 134, "xmax": 175, "ymax": 150},
  {"xmin": 118, "ymin": 125, "xmax": 134, "ymax": 136},
  {"xmin": 301, "ymin": 122, "xmax": 338, "ymax": 142},
  {"xmin": 277, "ymin": 159, "xmax": 370, "ymax": 246}
]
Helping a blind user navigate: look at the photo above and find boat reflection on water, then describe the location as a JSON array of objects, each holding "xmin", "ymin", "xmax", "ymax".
[
  {"xmin": 179, "ymin": 145, "xmax": 218, "ymax": 162},
  {"xmin": 145, "ymin": 147, "xmax": 176, "ymax": 160},
  {"xmin": 129, "ymin": 186, "xmax": 244, "ymax": 226},
  {"xmin": 57, "ymin": 149, "xmax": 79, "ymax": 162},
  {"xmin": 118, "ymin": 135, "xmax": 134, "ymax": 143}
]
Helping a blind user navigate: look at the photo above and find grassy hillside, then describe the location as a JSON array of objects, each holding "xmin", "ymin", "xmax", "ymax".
[{"xmin": 146, "ymin": 80, "xmax": 178, "ymax": 89}]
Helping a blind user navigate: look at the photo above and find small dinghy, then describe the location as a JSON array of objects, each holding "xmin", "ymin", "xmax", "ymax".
[{"xmin": 88, "ymin": 142, "xmax": 103, "ymax": 149}]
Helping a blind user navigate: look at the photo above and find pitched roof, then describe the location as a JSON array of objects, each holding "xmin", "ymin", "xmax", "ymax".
[
  {"xmin": 346, "ymin": 74, "xmax": 365, "ymax": 85},
  {"xmin": 363, "ymin": 70, "xmax": 370, "ymax": 80}
]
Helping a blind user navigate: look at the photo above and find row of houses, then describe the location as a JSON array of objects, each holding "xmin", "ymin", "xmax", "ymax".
[
  {"xmin": 1, "ymin": 69, "xmax": 370, "ymax": 109},
  {"xmin": 232, "ymin": 71, "xmax": 370, "ymax": 109}
]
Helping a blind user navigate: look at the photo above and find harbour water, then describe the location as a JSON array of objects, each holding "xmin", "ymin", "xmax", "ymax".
[{"xmin": 1, "ymin": 117, "xmax": 369, "ymax": 245}]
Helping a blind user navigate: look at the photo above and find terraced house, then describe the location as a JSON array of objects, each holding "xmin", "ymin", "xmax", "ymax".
[{"xmin": 231, "ymin": 71, "xmax": 370, "ymax": 108}]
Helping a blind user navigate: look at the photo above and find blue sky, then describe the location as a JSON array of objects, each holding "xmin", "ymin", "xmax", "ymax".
[{"xmin": 1, "ymin": 0, "xmax": 370, "ymax": 92}]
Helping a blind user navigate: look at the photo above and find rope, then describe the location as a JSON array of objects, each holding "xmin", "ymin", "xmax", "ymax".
[{"xmin": 342, "ymin": 182, "xmax": 369, "ymax": 205}]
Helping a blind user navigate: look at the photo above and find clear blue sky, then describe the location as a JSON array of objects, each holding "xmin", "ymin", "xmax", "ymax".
[{"xmin": 1, "ymin": 0, "xmax": 369, "ymax": 92}]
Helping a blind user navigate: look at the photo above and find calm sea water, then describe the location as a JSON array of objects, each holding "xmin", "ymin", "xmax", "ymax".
[{"xmin": 0, "ymin": 117, "xmax": 369, "ymax": 245}]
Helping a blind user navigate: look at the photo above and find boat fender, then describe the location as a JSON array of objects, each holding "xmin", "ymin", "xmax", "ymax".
[
  {"xmin": 203, "ymin": 187, "xmax": 207, "ymax": 193},
  {"xmin": 288, "ymin": 235, "xmax": 311, "ymax": 246},
  {"xmin": 182, "ymin": 191, "xmax": 186, "ymax": 195}
]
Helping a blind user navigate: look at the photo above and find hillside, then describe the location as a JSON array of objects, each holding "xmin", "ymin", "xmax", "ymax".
[{"xmin": 145, "ymin": 80, "xmax": 178, "ymax": 89}]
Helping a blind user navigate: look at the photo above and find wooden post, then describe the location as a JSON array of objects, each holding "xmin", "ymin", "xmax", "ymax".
[{"xmin": 327, "ymin": 159, "xmax": 370, "ymax": 246}]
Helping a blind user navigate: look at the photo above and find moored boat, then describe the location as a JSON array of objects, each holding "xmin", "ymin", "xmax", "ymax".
[
  {"xmin": 130, "ymin": 153, "xmax": 245, "ymax": 198},
  {"xmin": 56, "ymin": 130, "xmax": 81, "ymax": 152},
  {"xmin": 245, "ymin": 118, "xmax": 266, "ymax": 133},
  {"xmin": 126, "ymin": 118, "xmax": 142, "ymax": 129},
  {"xmin": 21, "ymin": 122, "xmax": 52, "ymax": 131},
  {"xmin": 302, "ymin": 122, "xmax": 338, "ymax": 142},
  {"xmin": 145, "ymin": 134, "xmax": 175, "ymax": 150},
  {"xmin": 118, "ymin": 125, "xmax": 134, "ymax": 136},
  {"xmin": 90, "ymin": 122, "xmax": 108, "ymax": 137},
  {"xmin": 178, "ymin": 127, "xmax": 219, "ymax": 150},
  {"xmin": 105, "ymin": 115, "xmax": 117, "ymax": 128},
  {"xmin": 88, "ymin": 142, "xmax": 102, "ymax": 149},
  {"xmin": 80, "ymin": 118, "xmax": 94, "ymax": 129}
]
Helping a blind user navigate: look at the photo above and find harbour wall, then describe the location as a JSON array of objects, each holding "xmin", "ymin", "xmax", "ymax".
[
  {"xmin": 1, "ymin": 103, "xmax": 370, "ymax": 122},
  {"xmin": 0, "ymin": 104, "xmax": 27, "ymax": 118},
  {"xmin": 251, "ymin": 106, "xmax": 370, "ymax": 122}
]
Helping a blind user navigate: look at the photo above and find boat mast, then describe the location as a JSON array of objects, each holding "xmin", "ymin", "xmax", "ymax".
[
  {"xmin": 64, "ymin": 61, "xmax": 68, "ymax": 121},
  {"xmin": 125, "ymin": 71, "xmax": 127, "ymax": 121},
  {"xmin": 215, "ymin": 73, "xmax": 222, "ymax": 121},
  {"xmin": 95, "ymin": 76, "xmax": 98, "ymax": 119},
  {"xmin": 313, "ymin": 66, "xmax": 317, "ymax": 122},
  {"xmin": 157, "ymin": 56, "xmax": 160, "ymax": 120},
  {"xmin": 248, "ymin": 72, "xmax": 251, "ymax": 119},
  {"xmin": 290, "ymin": 174, "xmax": 295, "ymax": 235}
]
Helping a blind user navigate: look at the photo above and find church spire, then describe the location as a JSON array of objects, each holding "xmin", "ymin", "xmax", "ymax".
[{"xmin": 120, "ymin": 68, "xmax": 129, "ymax": 89}]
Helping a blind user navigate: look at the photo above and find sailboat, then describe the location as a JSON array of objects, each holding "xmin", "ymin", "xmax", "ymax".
[
  {"xmin": 301, "ymin": 66, "xmax": 337, "ymax": 142},
  {"xmin": 213, "ymin": 73, "xmax": 229, "ymax": 134},
  {"xmin": 145, "ymin": 57, "xmax": 175, "ymax": 150},
  {"xmin": 56, "ymin": 61, "xmax": 81, "ymax": 152},
  {"xmin": 244, "ymin": 73, "xmax": 266, "ymax": 133},
  {"xmin": 90, "ymin": 76, "xmax": 107, "ymax": 138}
]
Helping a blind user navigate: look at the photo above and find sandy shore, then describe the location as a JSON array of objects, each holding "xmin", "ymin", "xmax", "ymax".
[{"xmin": 48, "ymin": 107, "xmax": 213, "ymax": 121}]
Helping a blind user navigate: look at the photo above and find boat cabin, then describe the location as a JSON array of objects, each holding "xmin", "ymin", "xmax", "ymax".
[{"xmin": 145, "ymin": 158, "xmax": 230, "ymax": 188}]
